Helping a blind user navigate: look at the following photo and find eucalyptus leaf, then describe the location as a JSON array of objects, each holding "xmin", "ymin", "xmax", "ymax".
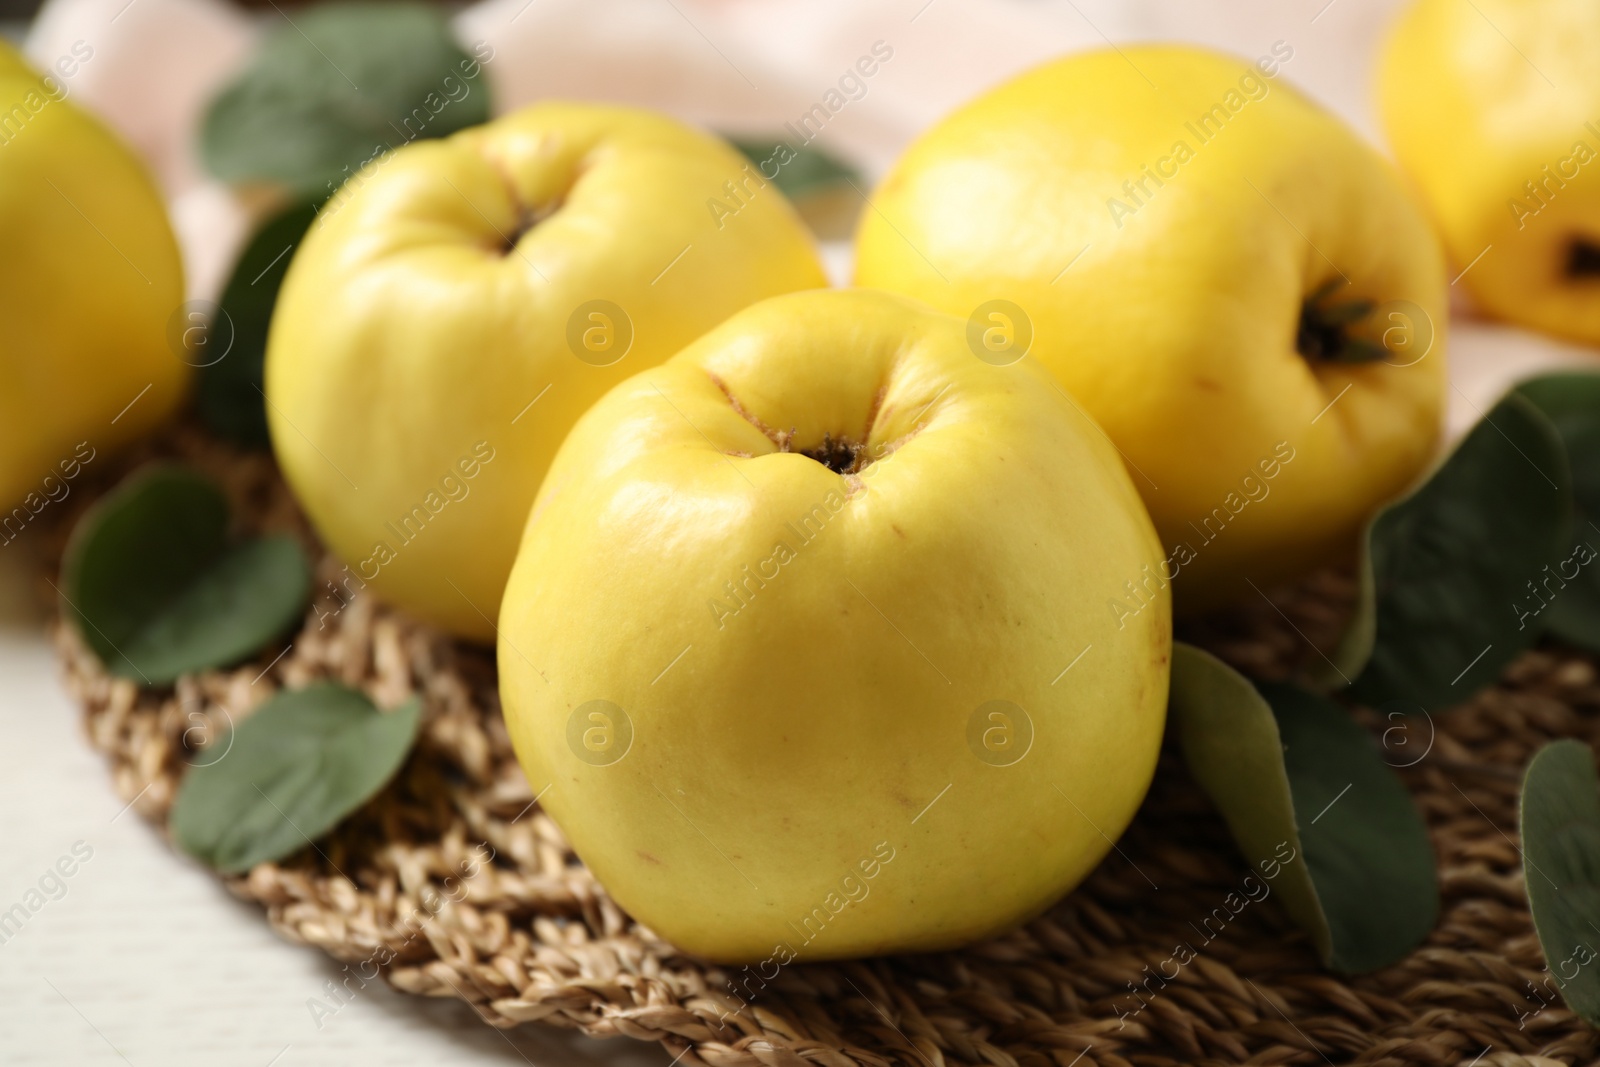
[
  {"xmin": 729, "ymin": 137, "xmax": 860, "ymax": 200},
  {"xmin": 1520, "ymin": 739, "xmax": 1600, "ymax": 1025},
  {"xmin": 1332, "ymin": 392, "xmax": 1571, "ymax": 709},
  {"xmin": 200, "ymin": 1, "xmax": 490, "ymax": 196},
  {"xmin": 198, "ymin": 200, "xmax": 321, "ymax": 447},
  {"xmin": 61, "ymin": 465, "xmax": 311, "ymax": 684},
  {"xmin": 1171, "ymin": 643, "xmax": 1438, "ymax": 973},
  {"xmin": 1515, "ymin": 373, "xmax": 1600, "ymax": 652},
  {"xmin": 171, "ymin": 683, "xmax": 422, "ymax": 873}
]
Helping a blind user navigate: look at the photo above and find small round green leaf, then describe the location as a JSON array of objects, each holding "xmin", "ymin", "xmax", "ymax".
[
  {"xmin": 1171, "ymin": 643, "xmax": 1438, "ymax": 973},
  {"xmin": 199, "ymin": 1, "xmax": 490, "ymax": 197},
  {"xmin": 171, "ymin": 683, "xmax": 422, "ymax": 873},
  {"xmin": 1344, "ymin": 392, "xmax": 1571, "ymax": 710},
  {"xmin": 198, "ymin": 201, "xmax": 322, "ymax": 447},
  {"xmin": 1263, "ymin": 680, "xmax": 1439, "ymax": 973},
  {"xmin": 1515, "ymin": 373, "xmax": 1600, "ymax": 652},
  {"xmin": 1521, "ymin": 739, "xmax": 1600, "ymax": 1025},
  {"xmin": 61, "ymin": 465, "xmax": 311, "ymax": 684}
]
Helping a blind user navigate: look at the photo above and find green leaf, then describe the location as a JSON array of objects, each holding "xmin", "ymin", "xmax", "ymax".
[
  {"xmin": 1520, "ymin": 739, "xmax": 1600, "ymax": 1025},
  {"xmin": 1170, "ymin": 645, "xmax": 1328, "ymax": 950},
  {"xmin": 1171, "ymin": 643, "xmax": 1438, "ymax": 973},
  {"xmin": 1515, "ymin": 373, "xmax": 1600, "ymax": 651},
  {"xmin": 199, "ymin": 1, "xmax": 489, "ymax": 197},
  {"xmin": 61, "ymin": 465, "xmax": 311, "ymax": 684},
  {"xmin": 1332, "ymin": 392, "xmax": 1571, "ymax": 709},
  {"xmin": 198, "ymin": 201, "xmax": 321, "ymax": 447},
  {"xmin": 171, "ymin": 683, "xmax": 422, "ymax": 873},
  {"xmin": 729, "ymin": 137, "xmax": 861, "ymax": 200}
]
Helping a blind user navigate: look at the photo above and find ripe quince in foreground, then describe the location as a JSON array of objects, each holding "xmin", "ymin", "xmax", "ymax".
[
  {"xmin": 855, "ymin": 46, "xmax": 1447, "ymax": 611},
  {"xmin": 498, "ymin": 289, "xmax": 1171, "ymax": 963},
  {"xmin": 0, "ymin": 40, "xmax": 185, "ymax": 510},
  {"xmin": 1379, "ymin": 0, "xmax": 1600, "ymax": 345},
  {"xmin": 266, "ymin": 102, "xmax": 826, "ymax": 639}
]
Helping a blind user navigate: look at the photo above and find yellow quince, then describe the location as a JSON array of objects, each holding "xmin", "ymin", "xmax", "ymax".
[
  {"xmin": 498, "ymin": 288, "xmax": 1171, "ymax": 963},
  {"xmin": 267, "ymin": 102, "xmax": 827, "ymax": 639},
  {"xmin": 0, "ymin": 40, "xmax": 185, "ymax": 516},
  {"xmin": 1379, "ymin": 0, "xmax": 1600, "ymax": 345},
  {"xmin": 856, "ymin": 46, "xmax": 1447, "ymax": 610}
]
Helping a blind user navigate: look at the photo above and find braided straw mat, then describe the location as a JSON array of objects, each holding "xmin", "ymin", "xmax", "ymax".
[{"xmin": 38, "ymin": 425, "xmax": 1598, "ymax": 1067}]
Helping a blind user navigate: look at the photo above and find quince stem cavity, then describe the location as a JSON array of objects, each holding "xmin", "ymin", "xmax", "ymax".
[{"xmin": 1297, "ymin": 278, "xmax": 1385, "ymax": 364}]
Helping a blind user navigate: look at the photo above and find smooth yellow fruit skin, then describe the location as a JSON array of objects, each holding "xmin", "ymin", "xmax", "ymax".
[
  {"xmin": 1379, "ymin": 0, "xmax": 1600, "ymax": 345},
  {"xmin": 855, "ymin": 46, "xmax": 1447, "ymax": 610},
  {"xmin": 0, "ymin": 40, "xmax": 185, "ymax": 509},
  {"xmin": 267, "ymin": 102, "xmax": 827, "ymax": 639},
  {"xmin": 498, "ymin": 288, "xmax": 1171, "ymax": 964}
]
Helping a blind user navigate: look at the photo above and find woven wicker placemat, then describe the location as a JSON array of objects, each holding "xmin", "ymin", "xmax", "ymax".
[{"xmin": 40, "ymin": 425, "xmax": 1599, "ymax": 1067}]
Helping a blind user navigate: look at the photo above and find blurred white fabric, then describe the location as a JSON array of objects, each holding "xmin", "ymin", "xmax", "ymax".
[{"xmin": 26, "ymin": 0, "xmax": 253, "ymax": 192}]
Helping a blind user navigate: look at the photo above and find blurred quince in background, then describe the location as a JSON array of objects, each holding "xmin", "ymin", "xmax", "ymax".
[
  {"xmin": 0, "ymin": 38, "xmax": 184, "ymax": 510},
  {"xmin": 1379, "ymin": 0, "xmax": 1600, "ymax": 347}
]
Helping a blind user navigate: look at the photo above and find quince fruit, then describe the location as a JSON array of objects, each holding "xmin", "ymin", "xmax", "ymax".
[
  {"xmin": 0, "ymin": 40, "xmax": 185, "ymax": 513},
  {"xmin": 855, "ymin": 46, "xmax": 1447, "ymax": 611},
  {"xmin": 1379, "ymin": 0, "xmax": 1600, "ymax": 345},
  {"xmin": 498, "ymin": 288, "xmax": 1170, "ymax": 963},
  {"xmin": 266, "ymin": 102, "xmax": 826, "ymax": 639}
]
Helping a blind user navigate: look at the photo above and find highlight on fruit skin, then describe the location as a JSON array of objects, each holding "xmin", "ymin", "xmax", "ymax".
[
  {"xmin": 0, "ymin": 38, "xmax": 186, "ymax": 514},
  {"xmin": 264, "ymin": 100, "xmax": 828, "ymax": 641},
  {"xmin": 1378, "ymin": 0, "xmax": 1600, "ymax": 346},
  {"xmin": 497, "ymin": 287, "xmax": 1171, "ymax": 964},
  {"xmin": 854, "ymin": 44, "xmax": 1448, "ymax": 613}
]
